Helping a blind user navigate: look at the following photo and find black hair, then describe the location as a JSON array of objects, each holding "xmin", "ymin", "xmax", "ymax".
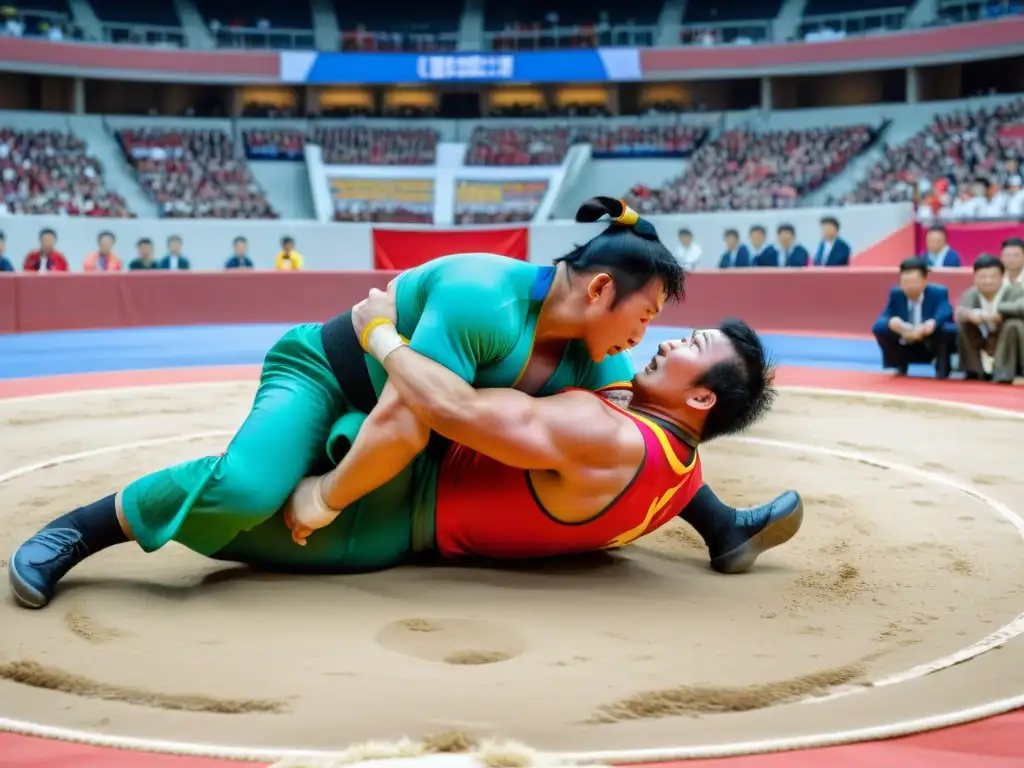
[
  {"xmin": 777, "ymin": 223, "xmax": 795, "ymax": 236},
  {"xmin": 899, "ymin": 256, "xmax": 929, "ymax": 277},
  {"xmin": 281, "ymin": 235, "xmax": 295, "ymax": 246},
  {"xmin": 563, "ymin": 197, "xmax": 685, "ymax": 304},
  {"xmin": 820, "ymin": 216, "xmax": 840, "ymax": 229},
  {"xmin": 97, "ymin": 230, "xmax": 115, "ymax": 242},
  {"xmin": 678, "ymin": 228, "xmax": 691, "ymax": 237},
  {"xmin": 39, "ymin": 228, "xmax": 56, "ymax": 239},
  {"xmin": 724, "ymin": 228, "xmax": 739, "ymax": 239},
  {"xmin": 927, "ymin": 224, "xmax": 948, "ymax": 237},
  {"xmin": 234, "ymin": 236, "xmax": 247, "ymax": 245},
  {"xmin": 974, "ymin": 254, "xmax": 1005, "ymax": 273},
  {"xmin": 168, "ymin": 234, "xmax": 182, "ymax": 244},
  {"xmin": 0, "ymin": 230, "xmax": 5, "ymax": 241},
  {"xmin": 137, "ymin": 237, "xmax": 152, "ymax": 247},
  {"xmin": 749, "ymin": 225, "xmax": 766, "ymax": 235},
  {"xmin": 1002, "ymin": 236, "xmax": 1024, "ymax": 253},
  {"xmin": 699, "ymin": 318, "xmax": 777, "ymax": 443}
]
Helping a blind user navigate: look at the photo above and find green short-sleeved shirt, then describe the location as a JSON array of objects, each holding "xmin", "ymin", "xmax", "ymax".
[{"xmin": 364, "ymin": 253, "xmax": 636, "ymax": 396}]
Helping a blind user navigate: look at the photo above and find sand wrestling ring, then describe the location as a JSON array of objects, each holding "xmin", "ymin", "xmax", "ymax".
[{"xmin": 1, "ymin": 360, "xmax": 1024, "ymax": 768}]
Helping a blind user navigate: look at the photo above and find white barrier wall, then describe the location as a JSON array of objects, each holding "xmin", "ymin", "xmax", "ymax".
[{"xmin": 0, "ymin": 203, "xmax": 913, "ymax": 272}]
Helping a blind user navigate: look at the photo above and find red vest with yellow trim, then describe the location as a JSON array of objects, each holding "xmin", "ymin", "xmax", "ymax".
[{"xmin": 434, "ymin": 391, "xmax": 703, "ymax": 559}]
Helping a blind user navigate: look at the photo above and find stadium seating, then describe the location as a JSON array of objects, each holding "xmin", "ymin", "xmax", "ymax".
[
  {"xmin": 118, "ymin": 129, "xmax": 276, "ymax": 219},
  {"xmin": 335, "ymin": 0, "xmax": 461, "ymax": 51},
  {"xmin": 311, "ymin": 127, "xmax": 439, "ymax": 165},
  {"xmin": 0, "ymin": 128, "xmax": 131, "ymax": 217},
  {"xmin": 627, "ymin": 125, "xmax": 877, "ymax": 213},
  {"xmin": 845, "ymin": 98, "xmax": 1024, "ymax": 206}
]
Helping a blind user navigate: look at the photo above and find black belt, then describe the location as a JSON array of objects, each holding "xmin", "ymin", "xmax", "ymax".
[{"xmin": 320, "ymin": 311, "xmax": 378, "ymax": 413}]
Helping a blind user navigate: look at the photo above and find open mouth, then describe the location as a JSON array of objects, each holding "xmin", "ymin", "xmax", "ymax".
[{"xmin": 645, "ymin": 353, "xmax": 663, "ymax": 373}]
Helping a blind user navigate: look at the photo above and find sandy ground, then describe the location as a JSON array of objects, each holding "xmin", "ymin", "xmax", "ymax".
[{"xmin": 1, "ymin": 383, "xmax": 1023, "ymax": 755}]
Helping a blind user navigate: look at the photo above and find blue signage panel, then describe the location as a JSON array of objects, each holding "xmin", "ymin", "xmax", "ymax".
[{"xmin": 302, "ymin": 50, "xmax": 617, "ymax": 83}]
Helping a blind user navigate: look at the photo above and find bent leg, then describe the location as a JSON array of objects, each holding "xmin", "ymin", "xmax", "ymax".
[
  {"xmin": 10, "ymin": 325, "xmax": 350, "ymax": 607},
  {"xmin": 212, "ymin": 462, "xmax": 419, "ymax": 573},
  {"xmin": 122, "ymin": 325, "xmax": 348, "ymax": 555}
]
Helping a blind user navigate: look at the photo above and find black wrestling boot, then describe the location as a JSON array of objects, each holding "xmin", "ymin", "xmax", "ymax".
[
  {"xmin": 709, "ymin": 491, "xmax": 804, "ymax": 574},
  {"xmin": 678, "ymin": 485, "xmax": 803, "ymax": 574},
  {"xmin": 9, "ymin": 494, "xmax": 127, "ymax": 608}
]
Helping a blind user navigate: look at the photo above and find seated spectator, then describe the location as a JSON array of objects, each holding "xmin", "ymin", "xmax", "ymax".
[
  {"xmin": 719, "ymin": 228, "xmax": 751, "ymax": 269},
  {"xmin": 989, "ymin": 237, "xmax": 1024, "ymax": 383},
  {"xmin": 920, "ymin": 225, "xmax": 962, "ymax": 268},
  {"xmin": 119, "ymin": 128, "xmax": 276, "ymax": 219},
  {"xmin": 748, "ymin": 224, "xmax": 779, "ymax": 268},
  {"xmin": 226, "ymin": 236, "xmax": 255, "ymax": 269},
  {"xmin": 159, "ymin": 234, "xmax": 191, "ymax": 270},
  {"xmin": 23, "ymin": 228, "xmax": 69, "ymax": 272},
  {"xmin": 314, "ymin": 127, "xmax": 438, "ymax": 166},
  {"xmin": 955, "ymin": 254, "xmax": 1009, "ymax": 380},
  {"xmin": 871, "ymin": 257, "xmax": 954, "ymax": 379},
  {"xmin": 275, "ymin": 236, "xmax": 303, "ymax": 270},
  {"xmin": 675, "ymin": 228, "xmax": 702, "ymax": 272},
  {"xmin": 82, "ymin": 231, "xmax": 123, "ymax": 272},
  {"xmin": 0, "ymin": 128, "xmax": 131, "ymax": 218},
  {"xmin": 812, "ymin": 216, "xmax": 850, "ymax": 267},
  {"xmin": 0, "ymin": 230, "xmax": 13, "ymax": 272},
  {"xmin": 772, "ymin": 224, "xmax": 809, "ymax": 268},
  {"xmin": 129, "ymin": 237, "xmax": 160, "ymax": 270},
  {"xmin": 334, "ymin": 200, "xmax": 434, "ymax": 224}
]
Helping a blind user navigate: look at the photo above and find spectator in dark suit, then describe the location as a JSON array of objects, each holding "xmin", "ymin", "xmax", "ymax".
[
  {"xmin": 159, "ymin": 235, "xmax": 191, "ymax": 270},
  {"xmin": 813, "ymin": 216, "xmax": 851, "ymax": 267},
  {"xmin": 921, "ymin": 225, "xmax": 962, "ymax": 268},
  {"xmin": 23, "ymin": 228, "xmax": 69, "ymax": 272},
  {"xmin": 129, "ymin": 238, "xmax": 160, "ymax": 270},
  {"xmin": 719, "ymin": 228, "xmax": 751, "ymax": 269},
  {"xmin": 0, "ymin": 231, "xmax": 14, "ymax": 272},
  {"xmin": 772, "ymin": 224, "xmax": 810, "ymax": 267},
  {"xmin": 872, "ymin": 257, "xmax": 955, "ymax": 378},
  {"xmin": 226, "ymin": 236, "xmax": 255, "ymax": 269},
  {"xmin": 749, "ymin": 224, "xmax": 780, "ymax": 267}
]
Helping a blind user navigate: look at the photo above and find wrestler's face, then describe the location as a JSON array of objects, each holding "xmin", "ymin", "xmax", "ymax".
[
  {"xmin": 636, "ymin": 330, "xmax": 737, "ymax": 407},
  {"xmin": 581, "ymin": 274, "xmax": 666, "ymax": 362}
]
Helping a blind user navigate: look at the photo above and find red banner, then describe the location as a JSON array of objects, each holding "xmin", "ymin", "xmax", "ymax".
[
  {"xmin": 372, "ymin": 227, "xmax": 528, "ymax": 270},
  {"xmin": 914, "ymin": 221, "xmax": 1023, "ymax": 265}
]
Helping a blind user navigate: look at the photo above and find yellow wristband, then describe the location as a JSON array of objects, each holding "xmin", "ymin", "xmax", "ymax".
[{"xmin": 360, "ymin": 317, "xmax": 394, "ymax": 352}]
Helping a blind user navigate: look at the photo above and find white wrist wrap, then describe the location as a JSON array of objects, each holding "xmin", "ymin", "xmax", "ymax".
[
  {"xmin": 366, "ymin": 323, "xmax": 405, "ymax": 363},
  {"xmin": 312, "ymin": 477, "xmax": 337, "ymax": 514}
]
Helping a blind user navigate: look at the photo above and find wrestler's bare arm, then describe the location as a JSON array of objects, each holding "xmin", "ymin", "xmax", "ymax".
[{"xmin": 380, "ymin": 344, "xmax": 638, "ymax": 472}]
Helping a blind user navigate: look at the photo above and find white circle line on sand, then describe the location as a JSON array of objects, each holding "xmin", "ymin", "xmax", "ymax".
[
  {"xmin": 1, "ymin": 379, "xmax": 1022, "ymax": 421},
  {"xmin": 1, "ymin": 398, "xmax": 1022, "ymax": 762}
]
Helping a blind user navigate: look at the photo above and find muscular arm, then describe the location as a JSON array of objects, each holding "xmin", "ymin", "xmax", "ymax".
[
  {"xmin": 379, "ymin": 340, "xmax": 630, "ymax": 471},
  {"xmin": 320, "ymin": 280, "xmax": 513, "ymax": 511}
]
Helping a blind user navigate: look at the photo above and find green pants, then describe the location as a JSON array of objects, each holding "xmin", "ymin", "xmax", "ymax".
[{"xmin": 120, "ymin": 324, "xmax": 421, "ymax": 572}]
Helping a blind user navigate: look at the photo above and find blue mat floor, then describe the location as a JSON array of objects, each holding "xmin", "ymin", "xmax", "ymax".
[{"xmin": 0, "ymin": 324, "xmax": 901, "ymax": 380}]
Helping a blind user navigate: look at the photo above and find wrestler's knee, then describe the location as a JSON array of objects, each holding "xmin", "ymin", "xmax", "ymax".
[{"xmin": 206, "ymin": 454, "xmax": 299, "ymax": 523}]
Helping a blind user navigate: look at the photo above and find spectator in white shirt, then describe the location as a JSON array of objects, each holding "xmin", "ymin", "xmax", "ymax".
[
  {"xmin": 1005, "ymin": 175, "xmax": 1024, "ymax": 218},
  {"xmin": 675, "ymin": 228, "xmax": 703, "ymax": 272}
]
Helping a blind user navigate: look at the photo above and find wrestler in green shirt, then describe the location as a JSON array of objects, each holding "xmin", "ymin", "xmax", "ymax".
[{"xmin": 10, "ymin": 199, "xmax": 689, "ymax": 608}]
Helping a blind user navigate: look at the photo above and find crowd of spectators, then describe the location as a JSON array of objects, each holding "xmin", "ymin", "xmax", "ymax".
[
  {"xmin": 0, "ymin": 128, "xmax": 132, "ymax": 218},
  {"xmin": 626, "ymin": 124, "xmax": 876, "ymax": 213},
  {"xmin": 463, "ymin": 123, "xmax": 707, "ymax": 167},
  {"xmin": 243, "ymin": 129, "xmax": 306, "ymax": 160},
  {"xmin": 313, "ymin": 127, "xmax": 438, "ymax": 165},
  {"xmin": 119, "ymin": 128, "xmax": 277, "ymax": 219},
  {"xmin": 842, "ymin": 99, "xmax": 1024, "ymax": 221},
  {"xmin": 0, "ymin": 227, "xmax": 310, "ymax": 272},
  {"xmin": 333, "ymin": 203, "xmax": 433, "ymax": 224}
]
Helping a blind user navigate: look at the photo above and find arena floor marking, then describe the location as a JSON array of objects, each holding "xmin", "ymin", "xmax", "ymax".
[{"xmin": 1, "ymin": 388, "xmax": 1022, "ymax": 764}]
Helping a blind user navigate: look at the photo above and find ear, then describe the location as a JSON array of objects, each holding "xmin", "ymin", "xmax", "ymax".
[
  {"xmin": 586, "ymin": 273, "xmax": 614, "ymax": 303},
  {"xmin": 685, "ymin": 388, "xmax": 716, "ymax": 412}
]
